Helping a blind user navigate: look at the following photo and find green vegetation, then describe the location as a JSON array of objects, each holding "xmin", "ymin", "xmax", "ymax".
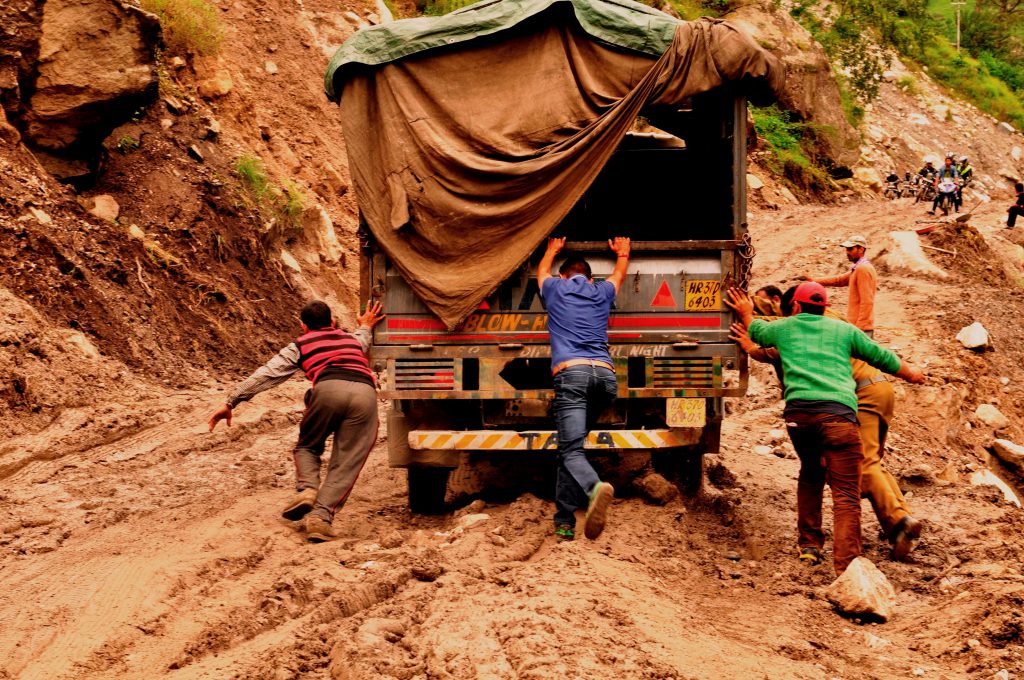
[
  {"xmin": 233, "ymin": 156, "xmax": 305, "ymax": 245},
  {"xmin": 141, "ymin": 0, "xmax": 223, "ymax": 56},
  {"xmin": 235, "ymin": 155, "xmax": 271, "ymax": 200},
  {"xmin": 116, "ymin": 135, "xmax": 140, "ymax": 153},
  {"xmin": 897, "ymin": 75, "xmax": 919, "ymax": 93},
  {"xmin": 751, "ymin": 105, "xmax": 831, "ymax": 195},
  {"xmin": 921, "ymin": 41, "xmax": 1024, "ymax": 128},
  {"xmin": 790, "ymin": 0, "xmax": 1024, "ymax": 132}
]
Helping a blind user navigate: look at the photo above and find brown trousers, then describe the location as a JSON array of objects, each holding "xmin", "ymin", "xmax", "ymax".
[
  {"xmin": 294, "ymin": 379, "xmax": 379, "ymax": 522},
  {"xmin": 786, "ymin": 410, "xmax": 864, "ymax": 575},
  {"xmin": 857, "ymin": 381, "xmax": 910, "ymax": 537}
]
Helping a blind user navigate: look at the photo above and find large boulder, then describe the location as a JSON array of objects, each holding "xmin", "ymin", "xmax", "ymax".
[
  {"xmin": 23, "ymin": 0, "xmax": 160, "ymax": 152},
  {"xmin": 726, "ymin": 0, "xmax": 860, "ymax": 170},
  {"xmin": 824, "ymin": 557, "xmax": 897, "ymax": 622}
]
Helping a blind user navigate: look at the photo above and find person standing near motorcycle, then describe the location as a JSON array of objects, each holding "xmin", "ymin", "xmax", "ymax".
[
  {"xmin": 801, "ymin": 235, "xmax": 877, "ymax": 337},
  {"xmin": 928, "ymin": 155, "xmax": 959, "ymax": 215},
  {"xmin": 955, "ymin": 156, "xmax": 973, "ymax": 212}
]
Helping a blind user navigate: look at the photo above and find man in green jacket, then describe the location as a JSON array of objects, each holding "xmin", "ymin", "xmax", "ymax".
[{"xmin": 726, "ymin": 283, "xmax": 925, "ymax": 575}]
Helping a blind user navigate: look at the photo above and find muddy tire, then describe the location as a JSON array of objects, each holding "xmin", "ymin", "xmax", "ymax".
[{"xmin": 407, "ymin": 467, "xmax": 451, "ymax": 515}]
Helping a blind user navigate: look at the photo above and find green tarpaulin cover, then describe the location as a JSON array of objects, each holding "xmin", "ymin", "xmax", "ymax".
[{"xmin": 325, "ymin": 0, "xmax": 782, "ymax": 329}]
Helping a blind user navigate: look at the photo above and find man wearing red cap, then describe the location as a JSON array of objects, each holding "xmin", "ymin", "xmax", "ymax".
[
  {"xmin": 802, "ymin": 235, "xmax": 877, "ymax": 337},
  {"xmin": 726, "ymin": 283, "xmax": 925, "ymax": 575}
]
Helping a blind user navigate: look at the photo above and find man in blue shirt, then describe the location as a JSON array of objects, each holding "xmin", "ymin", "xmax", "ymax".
[{"xmin": 538, "ymin": 236, "xmax": 631, "ymax": 541}]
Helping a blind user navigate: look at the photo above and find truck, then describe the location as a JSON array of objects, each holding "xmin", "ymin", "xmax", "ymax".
[
  {"xmin": 325, "ymin": 0, "xmax": 779, "ymax": 512},
  {"xmin": 361, "ymin": 89, "xmax": 753, "ymax": 512}
]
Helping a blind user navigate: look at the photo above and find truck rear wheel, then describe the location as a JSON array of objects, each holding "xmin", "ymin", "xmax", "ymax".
[
  {"xmin": 677, "ymin": 452, "xmax": 704, "ymax": 497},
  {"xmin": 407, "ymin": 467, "xmax": 451, "ymax": 514}
]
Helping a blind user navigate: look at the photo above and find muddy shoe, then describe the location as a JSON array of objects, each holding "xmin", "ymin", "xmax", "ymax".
[
  {"xmin": 583, "ymin": 482, "xmax": 614, "ymax": 540},
  {"xmin": 797, "ymin": 546, "xmax": 823, "ymax": 566},
  {"xmin": 281, "ymin": 488, "xmax": 317, "ymax": 521},
  {"xmin": 304, "ymin": 515, "xmax": 336, "ymax": 543},
  {"xmin": 890, "ymin": 516, "xmax": 923, "ymax": 561},
  {"xmin": 555, "ymin": 524, "xmax": 575, "ymax": 542}
]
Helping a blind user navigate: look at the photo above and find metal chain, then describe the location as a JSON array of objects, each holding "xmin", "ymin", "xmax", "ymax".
[{"xmin": 737, "ymin": 232, "xmax": 756, "ymax": 290}]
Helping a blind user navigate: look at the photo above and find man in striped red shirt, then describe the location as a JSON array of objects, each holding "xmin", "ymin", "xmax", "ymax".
[{"xmin": 209, "ymin": 299, "xmax": 384, "ymax": 542}]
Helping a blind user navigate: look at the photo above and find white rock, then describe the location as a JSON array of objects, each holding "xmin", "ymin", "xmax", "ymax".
[
  {"xmin": 280, "ymin": 248, "xmax": 302, "ymax": 273},
  {"xmin": 1000, "ymin": 377, "xmax": 1011, "ymax": 386},
  {"xmin": 853, "ymin": 167, "xmax": 883, "ymax": 192},
  {"xmin": 865, "ymin": 632, "xmax": 891, "ymax": 649},
  {"xmin": 87, "ymin": 194, "xmax": 119, "ymax": 222},
  {"xmin": 975, "ymin": 404, "xmax": 1009, "ymax": 430},
  {"xmin": 956, "ymin": 322, "xmax": 989, "ymax": 349},
  {"xmin": 1013, "ymin": 146, "xmax": 1022, "ymax": 161},
  {"xmin": 998, "ymin": 121, "xmax": 1016, "ymax": 134},
  {"xmin": 28, "ymin": 207, "xmax": 52, "ymax": 224},
  {"xmin": 303, "ymin": 204, "xmax": 344, "ymax": 262},
  {"xmin": 455, "ymin": 513, "xmax": 490, "ymax": 530},
  {"xmin": 769, "ymin": 428, "xmax": 786, "ymax": 444},
  {"xmin": 992, "ymin": 439, "xmax": 1024, "ymax": 467},
  {"xmin": 999, "ymin": 167, "xmax": 1020, "ymax": 182},
  {"xmin": 127, "ymin": 223, "xmax": 145, "ymax": 240},
  {"xmin": 753, "ymin": 445, "xmax": 774, "ymax": 456},
  {"xmin": 375, "ymin": 0, "xmax": 394, "ymax": 22},
  {"xmin": 265, "ymin": 61, "xmax": 278, "ymax": 75},
  {"xmin": 876, "ymin": 231, "xmax": 948, "ymax": 278},
  {"xmin": 824, "ymin": 557, "xmax": 897, "ymax": 622},
  {"xmin": 63, "ymin": 330, "xmax": 100, "ymax": 359},
  {"xmin": 746, "ymin": 173, "xmax": 764, "ymax": 190},
  {"xmin": 908, "ymin": 113, "xmax": 930, "ymax": 126},
  {"xmin": 993, "ymin": 671, "xmax": 1009, "ymax": 680}
]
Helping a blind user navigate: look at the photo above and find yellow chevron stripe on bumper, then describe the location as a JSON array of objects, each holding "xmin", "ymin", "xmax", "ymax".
[{"xmin": 407, "ymin": 428, "xmax": 701, "ymax": 451}]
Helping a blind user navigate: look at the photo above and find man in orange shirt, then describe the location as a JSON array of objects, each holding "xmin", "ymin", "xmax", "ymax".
[{"xmin": 802, "ymin": 235, "xmax": 877, "ymax": 337}]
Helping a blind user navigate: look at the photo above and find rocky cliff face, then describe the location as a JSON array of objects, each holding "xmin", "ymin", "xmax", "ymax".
[
  {"xmin": 3, "ymin": 0, "xmax": 160, "ymax": 178},
  {"xmin": 727, "ymin": 0, "xmax": 861, "ymax": 171}
]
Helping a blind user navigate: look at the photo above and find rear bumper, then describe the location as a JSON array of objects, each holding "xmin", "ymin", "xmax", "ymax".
[{"xmin": 408, "ymin": 428, "xmax": 702, "ymax": 451}]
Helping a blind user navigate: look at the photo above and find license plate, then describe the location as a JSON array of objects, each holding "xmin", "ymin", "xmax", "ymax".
[{"xmin": 666, "ymin": 398, "xmax": 706, "ymax": 428}]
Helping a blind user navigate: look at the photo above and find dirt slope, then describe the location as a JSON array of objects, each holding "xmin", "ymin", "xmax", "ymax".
[{"xmin": 3, "ymin": 197, "xmax": 1024, "ymax": 680}]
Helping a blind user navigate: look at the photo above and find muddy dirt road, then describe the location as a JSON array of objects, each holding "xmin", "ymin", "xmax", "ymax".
[{"xmin": 3, "ymin": 199, "xmax": 1024, "ymax": 679}]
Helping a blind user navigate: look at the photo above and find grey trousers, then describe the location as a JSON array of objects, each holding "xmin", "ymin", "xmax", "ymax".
[{"xmin": 294, "ymin": 379, "xmax": 378, "ymax": 522}]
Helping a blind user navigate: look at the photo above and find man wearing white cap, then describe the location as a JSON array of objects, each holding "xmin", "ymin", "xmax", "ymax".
[{"xmin": 802, "ymin": 235, "xmax": 877, "ymax": 337}]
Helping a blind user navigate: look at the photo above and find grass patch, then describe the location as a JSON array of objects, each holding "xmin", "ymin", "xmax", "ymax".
[
  {"xmin": 116, "ymin": 135, "xmax": 140, "ymax": 154},
  {"xmin": 140, "ymin": 0, "xmax": 224, "ymax": 56},
  {"xmin": 751, "ymin": 104, "xmax": 832, "ymax": 195},
  {"xmin": 921, "ymin": 40, "xmax": 1024, "ymax": 129},
  {"xmin": 897, "ymin": 75, "xmax": 919, "ymax": 94},
  {"xmin": 235, "ymin": 155, "xmax": 271, "ymax": 200},
  {"xmin": 233, "ymin": 155, "xmax": 305, "ymax": 246}
]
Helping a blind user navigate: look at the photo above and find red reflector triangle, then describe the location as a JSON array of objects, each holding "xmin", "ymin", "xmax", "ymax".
[
  {"xmin": 650, "ymin": 280, "xmax": 677, "ymax": 308},
  {"xmin": 477, "ymin": 300, "xmax": 490, "ymax": 310}
]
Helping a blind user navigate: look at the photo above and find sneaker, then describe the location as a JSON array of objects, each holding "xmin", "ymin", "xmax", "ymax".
[
  {"xmin": 281, "ymin": 488, "xmax": 317, "ymax": 520},
  {"xmin": 304, "ymin": 514, "xmax": 336, "ymax": 543},
  {"xmin": 583, "ymin": 482, "xmax": 614, "ymax": 540},
  {"xmin": 555, "ymin": 524, "xmax": 575, "ymax": 542},
  {"xmin": 890, "ymin": 516, "xmax": 923, "ymax": 561},
  {"xmin": 797, "ymin": 546, "xmax": 823, "ymax": 566}
]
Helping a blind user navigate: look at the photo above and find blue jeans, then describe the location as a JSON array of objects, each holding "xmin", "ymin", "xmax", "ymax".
[{"xmin": 552, "ymin": 365, "xmax": 617, "ymax": 527}]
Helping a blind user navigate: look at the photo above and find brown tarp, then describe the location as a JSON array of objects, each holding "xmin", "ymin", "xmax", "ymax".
[{"xmin": 339, "ymin": 16, "xmax": 782, "ymax": 329}]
